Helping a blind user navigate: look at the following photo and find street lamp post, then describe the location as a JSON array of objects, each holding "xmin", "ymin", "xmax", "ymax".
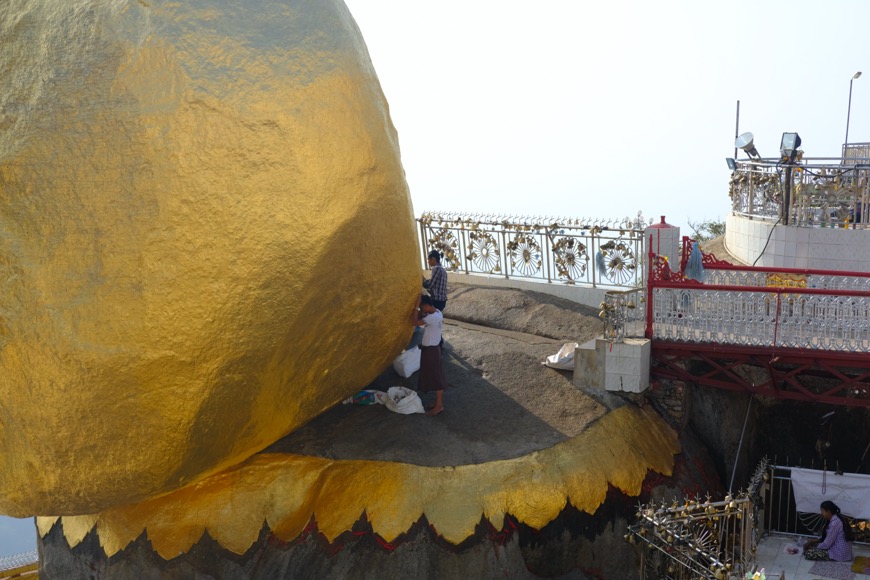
[{"xmin": 845, "ymin": 71, "xmax": 862, "ymax": 152}]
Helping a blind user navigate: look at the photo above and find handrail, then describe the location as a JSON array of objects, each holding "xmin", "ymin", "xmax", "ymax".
[
  {"xmin": 728, "ymin": 156, "xmax": 870, "ymax": 227},
  {"xmin": 417, "ymin": 211, "xmax": 649, "ymax": 290},
  {"xmin": 646, "ymin": 238, "xmax": 870, "ymax": 353},
  {"xmin": 680, "ymin": 236, "xmax": 870, "ymax": 278},
  {"xmin": 652, "ymin": 281, "xmax": 870, "ymax": 298},
  {"xmin": 602, "ymin": 288, "xmax": 646, "ymax": 341}
]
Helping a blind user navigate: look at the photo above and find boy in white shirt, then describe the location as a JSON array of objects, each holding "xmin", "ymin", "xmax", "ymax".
[{"xmin": 415, "ymin": 295, "xmax": 446, "ymax": 415}]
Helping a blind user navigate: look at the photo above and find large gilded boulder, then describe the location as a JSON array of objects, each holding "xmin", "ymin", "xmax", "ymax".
[{"xmin": 0, "ymin": 0, "xmax": 419, "ymax": 516}]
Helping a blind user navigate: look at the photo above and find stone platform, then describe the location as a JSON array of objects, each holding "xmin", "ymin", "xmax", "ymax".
[
  {"xmin": 38, "ymin": 284, "xmax": 688, "ymax": 579},
  {"xmin": 270, "ymin": 284, "xmax": 611, "ymax": 466}
]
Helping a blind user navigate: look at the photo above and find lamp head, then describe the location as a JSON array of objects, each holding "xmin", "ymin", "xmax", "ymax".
[
  {"xmin": 735, "ymin": 132, "xmax": 760, "ymax": 159},
  {"xmin": 854, "ymin": 71, "xmax": 863, "ymax": 80},
  {"xmin": 780, "ymin": 132, "xmax": 802, "ymax": 162}
]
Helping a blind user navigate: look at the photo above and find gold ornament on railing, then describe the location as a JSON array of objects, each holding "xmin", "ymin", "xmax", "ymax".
[
  {"xmin": 507, "ymin": 234, "xmax": 543, "ymax": 276},
  {"xmin": 552, "ymin": 237, "xmax": 588, "ymax": 283}
]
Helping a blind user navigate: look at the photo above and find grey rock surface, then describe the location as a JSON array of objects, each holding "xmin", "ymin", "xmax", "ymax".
[
  {"xmin": 270, "ymin": 283, "xmax": 609, "ymax": 465},
  {"xmin": 446, "ymin": 284, "xmax": 602, "ymax": 341}
]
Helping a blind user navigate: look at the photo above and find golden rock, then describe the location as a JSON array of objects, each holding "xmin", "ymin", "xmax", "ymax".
[{"xmin": 0, "ymin": 0, "xmax": 419, "ymax": 516}]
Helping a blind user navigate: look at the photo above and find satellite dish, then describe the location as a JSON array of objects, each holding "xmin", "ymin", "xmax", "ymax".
[{"xmin": 735, "ymin": 132, "xmax": 760, "ymax": 159}]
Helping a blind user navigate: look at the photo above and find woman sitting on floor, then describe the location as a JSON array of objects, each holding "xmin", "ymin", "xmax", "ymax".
[{"xmin": 803, "ymin": 500, "xmax": 854, "ymax": 561}]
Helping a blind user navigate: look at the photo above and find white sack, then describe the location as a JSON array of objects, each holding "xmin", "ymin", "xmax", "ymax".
[
  {"xmin": 393, "ymin": 347, "xmax": 421, "ymax": 378},
  {"xmin": 542, "ymin": 342, "xmax": 579, "ymax": 370},
  {"xmin": 383, "ymin": 386, "xmax": 424, "ymax": 414}
]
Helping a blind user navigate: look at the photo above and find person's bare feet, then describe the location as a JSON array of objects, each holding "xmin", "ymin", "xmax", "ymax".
[{"xmin": 426, "ymin": 406, "xmax": 444, "ymax": 416}]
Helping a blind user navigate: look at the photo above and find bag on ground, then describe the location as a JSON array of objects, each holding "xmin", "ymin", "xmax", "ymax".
[
  {"xmin": 393, "ymin": 347, "xmax": 421, "ymax": 378},
  {"xmin": 542, "ymin": 342, "xmax": 579, "ymax": 370},
  {"xmin": 384, "ymin": 386, "xmax": 424, "ymax": 414}
]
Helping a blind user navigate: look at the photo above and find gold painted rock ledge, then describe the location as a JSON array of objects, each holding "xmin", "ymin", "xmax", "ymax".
[
  {"xmin": 39, "ymin": 405, "xmax": 680, "ymax": 559},
  {"xmin": 39, "ymin": 285, "xmax": 682, "ymax": 564}
]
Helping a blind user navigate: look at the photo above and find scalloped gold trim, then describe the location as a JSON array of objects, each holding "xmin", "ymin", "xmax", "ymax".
[{"xmin": 37, "ymin": 405, "xmax": 678, "ymax": 559}]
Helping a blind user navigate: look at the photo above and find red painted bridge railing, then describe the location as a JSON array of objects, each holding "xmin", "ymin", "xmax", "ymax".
[
  {"xmin": 646, "ymin": 237, "xmax": 870, "ymax": 353},
  {"xmin": 644, "ymin": 237, "xmax": 870, "ymax": 406}
]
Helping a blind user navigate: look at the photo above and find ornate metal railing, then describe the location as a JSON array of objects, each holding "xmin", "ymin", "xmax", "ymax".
[
  {"xmin": 649, "ymin": 240, "xmax": 870, "ymax": 353},
  {"xmin": 729, "ymin": 157, "xmax": 870, "ymax": 227},
  {"xmin": 764, "ymin": 463, "xmax": 870, "ymax": 544},
  {"xmin": 418, "ymin": 212, "xmax": 649, "ymax": 289},
  {"xmin": 681, "ymin": 237, "xmax": 870, "ymax": 292},
  {"xmin": 844, "ymin": 142, "xmax": 870, "ymax": 164},
  {"xmin": 628, "ymin": 459, "xmax": 768, "ymax": 579},
  {"xmin": 651, "ymin": 287, "xmax": 870, "ymax": 352},
  {"xmin": 602, "ymin": 288, "xmax": 646, "ymax": 342},
  {"xmin": 701, "ymin": 269, "xmax": 870, "ymax": 292}
]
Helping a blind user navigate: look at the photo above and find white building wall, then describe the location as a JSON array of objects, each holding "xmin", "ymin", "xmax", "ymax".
[{"xmin": 726, "ymin": 214, "xmax": 870, "ymax": 272}]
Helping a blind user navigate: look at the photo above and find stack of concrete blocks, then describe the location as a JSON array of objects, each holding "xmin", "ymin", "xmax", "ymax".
[{"xmin": 573, "ymin": 338, "xmax": 650, "ymax": 393}]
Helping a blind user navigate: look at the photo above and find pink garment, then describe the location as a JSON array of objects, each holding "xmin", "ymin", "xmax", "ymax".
[{"xmin": 817, "ymin": 515, "xmax": 853, "ymax": 562}]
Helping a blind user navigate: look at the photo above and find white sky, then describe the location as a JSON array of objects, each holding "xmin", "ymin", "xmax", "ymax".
[{"xmin": 344, "ymin": 0, "xmax": 870, "ymax": 232}]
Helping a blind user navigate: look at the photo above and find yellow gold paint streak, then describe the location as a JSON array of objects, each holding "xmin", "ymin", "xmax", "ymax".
[
  {"xmin": 0, "ymin": 1, "xmax": 418, "ymax": 516},
  {"xmin": 38, "ymin": 405, "xmax": 680, "ymax": 559}
]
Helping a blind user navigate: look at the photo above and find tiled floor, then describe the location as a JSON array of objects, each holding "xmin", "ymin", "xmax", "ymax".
[{"xmin": 755, "ymin": 534, "xmax": 870, "ymax": 579}]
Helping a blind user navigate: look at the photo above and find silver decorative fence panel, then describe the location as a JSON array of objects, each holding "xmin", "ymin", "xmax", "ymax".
[
  {"xmin": 652, "ymin": 287, "xmax": 870, "ymax": 352},
  {"xmin": 704, "ymin": 269, "xmax": 870, "ymax": 292},
  {"xmin": 603, "ymin": 288, "xmax": 646, "ymax": 341},
  {"xmin": 418, "ymin": 212, "xmax": 649, "ymax": 289},
  {"xmin": 729, "ymin": 157, "xmax": 870, "ymax": 228}
]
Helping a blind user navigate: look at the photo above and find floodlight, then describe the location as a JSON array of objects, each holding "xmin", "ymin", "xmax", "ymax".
[
  {"xmin": 780, "ymin": 132, "xmax": 801, "ymax": 161},
  {"xmin": 735, "ymin": 132, "xmax": 760, "ymax": 159},
  {"xmin": 726, "ymin": 158, "xmax": 737, "ymax": 170}
]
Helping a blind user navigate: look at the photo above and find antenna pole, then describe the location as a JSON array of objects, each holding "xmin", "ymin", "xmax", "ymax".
[{"xmin": 734, "ymin": 100, "xmax": 740, "ymax": 160}]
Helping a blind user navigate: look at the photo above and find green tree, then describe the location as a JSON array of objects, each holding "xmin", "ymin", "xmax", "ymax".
[{"xmin": 688, "ymin": 218, "xmax": 726, "ymax": 242}]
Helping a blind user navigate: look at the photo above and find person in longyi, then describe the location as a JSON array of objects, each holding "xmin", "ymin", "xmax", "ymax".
[
  {"xmin": 415, "ymin": 295, "xmax": 446, "ymax": 416},
  {"xmin": 803, "ymin": 500, "xmax": 854, "ymax": 561}
]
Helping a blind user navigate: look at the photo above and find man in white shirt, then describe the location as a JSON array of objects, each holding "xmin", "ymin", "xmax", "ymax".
[{"xmin": 415, "ymin": 296, "xmax": 446, "ymax": 415}]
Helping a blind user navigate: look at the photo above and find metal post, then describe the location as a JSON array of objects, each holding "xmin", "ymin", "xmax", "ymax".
[
  {"xmin": 591, "ymin": 234, "xmax": 597, "ymax": 288},
  {"xmin": 419, "ymin": 220, "xmax": 429, "ymax": 270},
  {"xmin": 646, "ymin": 235, "xmax": 654, "ymax": 339},
  {"xmin": 846, "ymin": 78, "xmax": 856, "ymax": 151},
  {"xmin": 544, "ymin": 230, "xmax": 552, "ymax": 283},
  {"xmin": 729, "ymin": 394, "xmax": 754, "ymax": 493},
  {"xmin": 734, "ymin": 100, "xmax": 740, "ymax": 160},
  {"xmin": 845, "ymin": 72, "xmax": 862, "ymax": 158},
  {"xmin": 748, "ymin": 170, "xmax": 754, "ymax": 216},
  {"xmin": 500, "ymin": 230, "xmax": 509, "ymax": 279},
  {"xmin": 783, "ymin": 165, "xmax": 792, "ymax": 225}
]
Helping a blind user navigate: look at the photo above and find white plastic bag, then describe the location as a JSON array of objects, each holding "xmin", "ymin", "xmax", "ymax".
[
  {"xmin": 383, "ymin": 386, "xmax": 424, "ymax": 414},
  {"xmin": 392, "ymin": 347, "xmax": 421, "ymax": 378},
  {"xmin": 542, "ymin": 342, "xmax": 579, "ymax": 370}
]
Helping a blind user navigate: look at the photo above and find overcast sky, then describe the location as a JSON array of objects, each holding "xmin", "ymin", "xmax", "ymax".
[{"xmin": 344, "ymin": 0, "xmax": 870, "ymax": 232}]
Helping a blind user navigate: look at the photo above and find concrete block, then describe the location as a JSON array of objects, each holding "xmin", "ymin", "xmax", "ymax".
[
  {"xmin": 573, "ymin": 339, "xmax": 604, "ymax": 389},
  {"xmin": 598, "ymin": 338, "xmax": 651, "ymax": 393},
  {"xmin": 621, "ymin": 357, "xmax": 641, "ymax": 377},
  {"xmin": 621, "ymin": 374, "xmax": 645, "ymax": 393},
  {"xmin": 604, "ymin": 373, "xmax": 624, "ymax": 391}
]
